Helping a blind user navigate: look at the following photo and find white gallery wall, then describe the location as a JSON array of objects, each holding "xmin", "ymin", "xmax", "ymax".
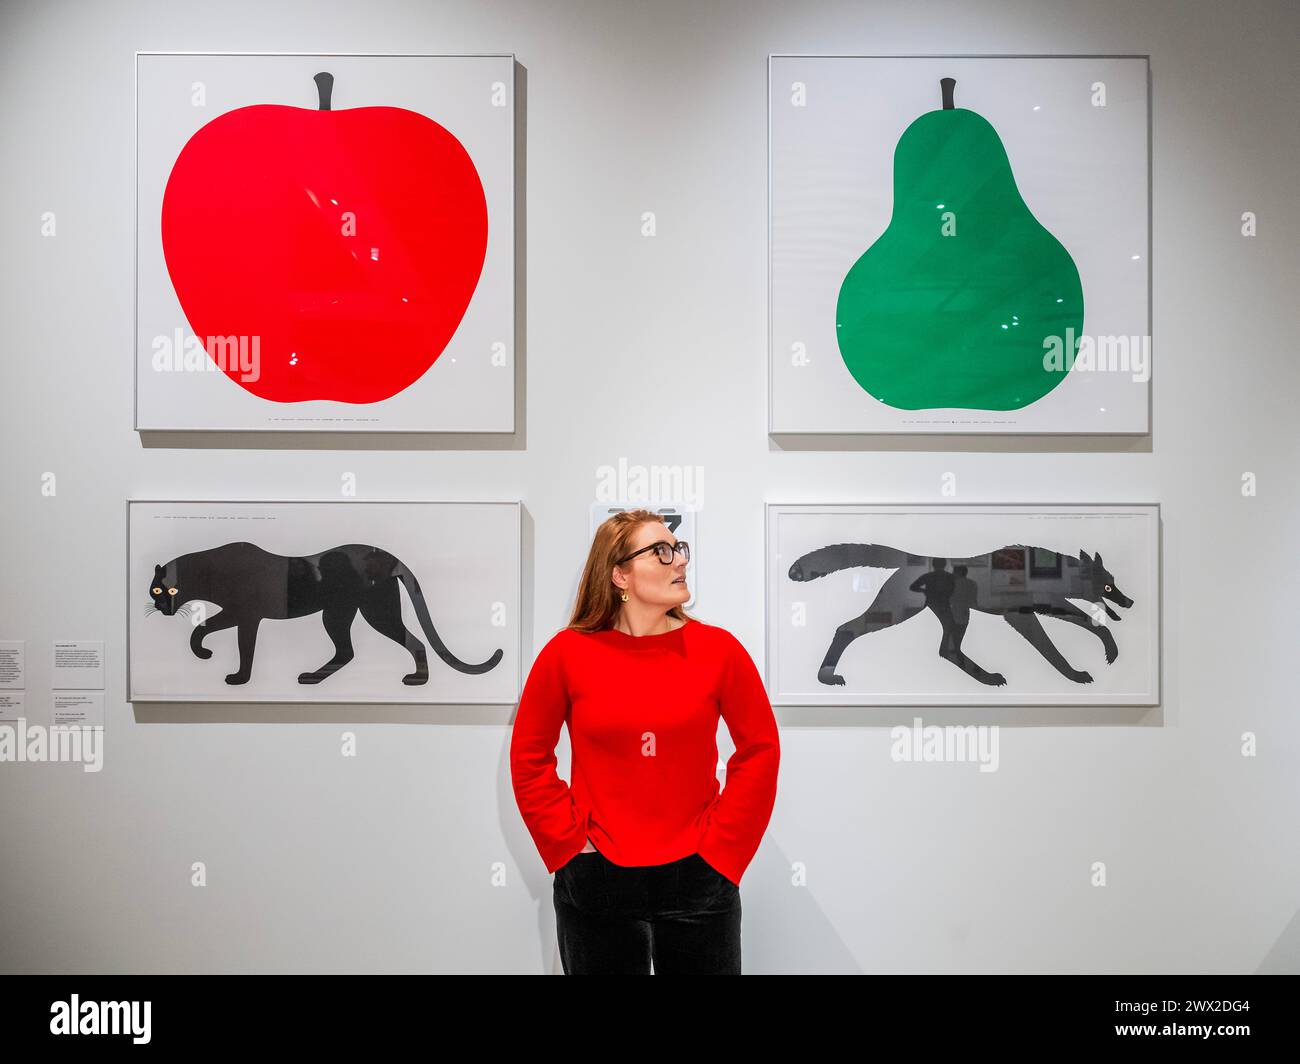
[{"xmin": 1, "ymin": 0, "xmax": 1297, "ymax": 973}]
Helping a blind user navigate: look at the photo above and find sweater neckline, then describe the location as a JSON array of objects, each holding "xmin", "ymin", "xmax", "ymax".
[{"xmin": 605, "ymin": 618, "xmax": 693, "ymax": 641}]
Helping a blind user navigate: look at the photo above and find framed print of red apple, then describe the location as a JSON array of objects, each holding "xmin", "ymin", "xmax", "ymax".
[
  {"xmin": 768, "ymin": 55, "xmax": 1150, "ymax": 435},
  {"xmin": 135, "ymin": 52, "xmax": 515, "ymax": 432},
  {"xmin": 162, "ymin": 70, "xmax": 488, "ymax": 406}
]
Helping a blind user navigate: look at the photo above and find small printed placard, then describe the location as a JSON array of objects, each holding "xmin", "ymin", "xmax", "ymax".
[
  {"xmin": 53, "ymin": 691, "xmax": 105, "ymax": 727},
  {"xmin": 0, "ymin": 641, "xmax": 24, "ymax": 689},
  {"xmin": 52, "ymin": 641, "xmax": 105, "ymax": 690},
  {"xmin": 0, "ymin": 691, "xmax": 23, "ymax": 722}
]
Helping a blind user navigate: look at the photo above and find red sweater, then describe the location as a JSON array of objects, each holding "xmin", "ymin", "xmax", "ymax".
[{"xmin": 509, "ymin": 619, "xmax": 780, "ymax": 887}]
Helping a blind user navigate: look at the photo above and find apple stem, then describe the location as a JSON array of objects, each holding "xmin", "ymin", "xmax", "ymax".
[
  {"xmin": 314, "ymin": 71, "xmax": 334, "ymax": 111},
  {"xmin": 941, "ymin": 77, "xmax": 955, "ymax": 110}
]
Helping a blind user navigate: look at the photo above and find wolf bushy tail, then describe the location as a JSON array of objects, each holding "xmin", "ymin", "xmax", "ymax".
[
  {"xmin": 788, "ymin": 543, "xmax": 912, "ymax": 581},
  {"xmin": 396, "ymin": 564, "xmax": 503, "ymax": 675}
]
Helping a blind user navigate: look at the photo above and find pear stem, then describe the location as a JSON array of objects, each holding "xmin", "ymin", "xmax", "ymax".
[
  {"xmin": 314, "ymin": 71, "xmax": 334, "ymax": 111},
  {"xmin": 941, "ymin": 77, "xmax": 955, "ymax": 109}
]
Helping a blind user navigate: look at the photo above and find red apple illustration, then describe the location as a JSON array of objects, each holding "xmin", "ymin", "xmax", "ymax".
[{"xmin": 160, "ymin": 72, "xmax": 488, "ymax": 404}]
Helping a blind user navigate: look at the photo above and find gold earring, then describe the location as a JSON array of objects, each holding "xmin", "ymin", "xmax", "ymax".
[{"xmin": 620, "ymin": 590, "xmax": 629, "ymax": 602}]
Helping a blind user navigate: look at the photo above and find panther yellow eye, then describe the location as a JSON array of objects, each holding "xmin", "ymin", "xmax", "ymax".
[
  {"xmin": 152, "ymin": 587, "xmax": 162, "ymax": 595},
  {"xmin": 167, "ymin": 588, "xmax": 178, "ymax": 595}
]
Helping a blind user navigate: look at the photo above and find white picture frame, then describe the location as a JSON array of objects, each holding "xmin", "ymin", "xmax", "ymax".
[
  {"xmin": 127, "ymin": 499, "xmax": 522, "ymax": 704},
  {"xmin": 135, "ymin": 51, "xmax": 516, "ymax": 432},
  {"xmin": 766, "ymin": 503, "xmax": 1160, "ymax": 705},
  {"xmin": 768, "ymin": 54, "xmax": 1151, "ymax": 435}
]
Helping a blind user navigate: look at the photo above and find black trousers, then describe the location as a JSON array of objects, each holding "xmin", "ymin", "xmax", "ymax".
[{"xmin": 553, "ymin": 850, "xmax": 742, "ymax": 974}]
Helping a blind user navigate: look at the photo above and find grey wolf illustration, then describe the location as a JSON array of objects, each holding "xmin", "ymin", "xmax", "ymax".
[{"xmin": 788, "ymin": 543, "xmax": 1133, "ymax": 686}]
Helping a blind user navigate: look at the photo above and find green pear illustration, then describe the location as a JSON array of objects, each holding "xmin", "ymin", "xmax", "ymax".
[{"xmin": 835, "ymin": 78, "xmax": 1084, "ymax": 411}]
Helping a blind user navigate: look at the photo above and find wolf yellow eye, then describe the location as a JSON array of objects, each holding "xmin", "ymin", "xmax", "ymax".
[
  {"xmin": 167, "ymin": 588, "xmax": 178, "ymax": 595},
  {"xmin": 152, "ymin": 587, "xmax": 162, "ymax": 595}
]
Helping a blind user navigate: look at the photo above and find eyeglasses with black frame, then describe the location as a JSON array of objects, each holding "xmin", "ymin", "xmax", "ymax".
[{"xmin": 615, "ymin": 540, "xmax": 690, "ymax": 566}]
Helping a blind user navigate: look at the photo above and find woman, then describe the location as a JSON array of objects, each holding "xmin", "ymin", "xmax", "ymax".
[{"xmin": 509, "ymin": 509, "xmax": 780, "ymax": 974}]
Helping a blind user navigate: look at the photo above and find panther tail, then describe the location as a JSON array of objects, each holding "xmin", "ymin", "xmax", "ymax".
[{"xmin": 396, "ymin": 564, "xmax": 503, "ymax": 675}]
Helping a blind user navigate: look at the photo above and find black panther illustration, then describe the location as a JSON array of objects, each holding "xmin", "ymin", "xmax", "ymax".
[
  {"xmin": 788, "ymin": 543, "xmax": 1134, "ymax": 687},
  {"xmin": 146, "ymin": 542, "xmax": 503, "ymax": 686}
]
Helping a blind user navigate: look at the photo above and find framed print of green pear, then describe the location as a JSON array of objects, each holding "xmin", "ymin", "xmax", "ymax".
[{"xmin": 769, "ymin": 56, "xmax": 1150, "ymax": 435}]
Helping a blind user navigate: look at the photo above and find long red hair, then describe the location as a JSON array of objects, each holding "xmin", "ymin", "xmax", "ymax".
[{"xmin": 568, "ymin": 509, "xmax": 700, "ymax": 633}]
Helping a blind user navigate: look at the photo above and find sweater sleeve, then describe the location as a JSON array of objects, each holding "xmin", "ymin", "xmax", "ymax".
[
  {"xmin": 696, "ymin": 632, "xmax": 781, "ymax": 887},
  {"xmin": 509, "ymin": 631, "xmax": 591, "ymax": 874}
]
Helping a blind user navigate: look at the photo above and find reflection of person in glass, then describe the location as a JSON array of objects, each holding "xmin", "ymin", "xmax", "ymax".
[
  {"xmin": 909, "ymin": 557, "xmax": 956, "ymax": 643},
  {"xmin": 911, "ymin": 560, "xmax": 983, "ymax": 676},
  {"xmin": 947, "ymin": 565, "xmax": 978, "ymax": 657}
]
